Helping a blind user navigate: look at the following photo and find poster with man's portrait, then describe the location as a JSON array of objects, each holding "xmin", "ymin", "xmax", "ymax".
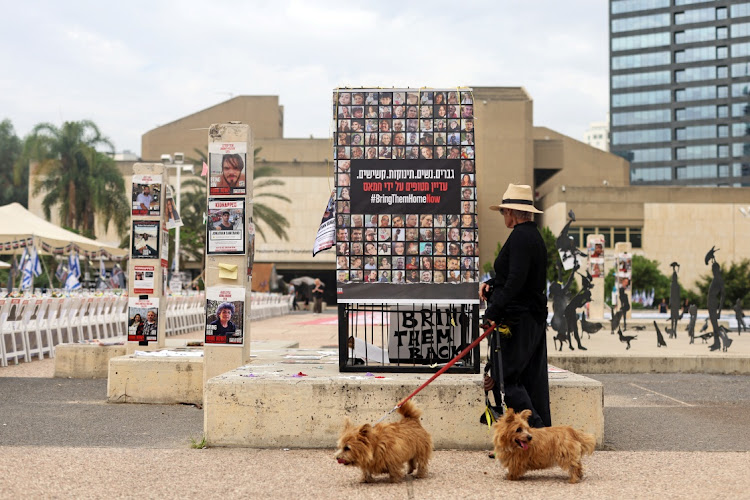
[
  {"xmin": 587, "ymin": 235, "xmax": 605, "ymax": 279},
  {"xmin": 207, "ymin": 198, "xmax": 245, "ymax": 254},
  {"xmin": 209, "ymin": 142, "xmax": 247, "ymax": 195},
  {"xmin": 131, "ymin": 220, "xmax": 160, "ymax": 259},
  {"xmin": 205, "ymin": 286, "xmax": 245, "ymax": 346},
  {"xmin": 128, "ymin": 297, "xmax": 159, "ymax": 343},
  {"xmin": 132, "ymin": 174, "xmax": 162, "ymax": 216}
]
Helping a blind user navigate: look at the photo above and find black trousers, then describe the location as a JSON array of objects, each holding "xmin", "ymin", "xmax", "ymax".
[{"xmin": 497, "ymin": 312, "xmax": 551, "ymax": 428}]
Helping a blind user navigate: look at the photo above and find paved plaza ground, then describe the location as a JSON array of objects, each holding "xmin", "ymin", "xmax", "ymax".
[{"xmin": 1, "ymin": 308, "xmax": 749, "ymax": 498}]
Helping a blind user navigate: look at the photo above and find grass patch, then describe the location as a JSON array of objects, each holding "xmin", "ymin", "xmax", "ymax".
[{"xmin": 189, "ymin": 435, "xmax": 207, "ymax": 449}]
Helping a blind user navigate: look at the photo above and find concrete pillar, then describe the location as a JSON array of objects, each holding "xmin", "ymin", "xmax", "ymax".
[
  {"xmin": 614, "ymin": 242, "xmax": 633, "ymax": 320},
  {"xmin": 127, "ymin": 163, "xmax": 169, "ymax": 354},
  {"xmin": 586, "ymin": 234, "xmax": 605, "ymax": 320},
  {"xmin": 203, "ymin": 123, "xmax": 254, "ymax": 385}
]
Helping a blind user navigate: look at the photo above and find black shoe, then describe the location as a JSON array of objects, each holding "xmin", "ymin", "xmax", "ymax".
[{"xmin": 709, "ymin": 342, "xmax": 721, "ymax": 351}]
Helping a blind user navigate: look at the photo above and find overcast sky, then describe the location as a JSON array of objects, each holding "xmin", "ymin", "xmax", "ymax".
[{"xmin": 0, "ymin": 1, "xmax": 609, "ymax": 156}]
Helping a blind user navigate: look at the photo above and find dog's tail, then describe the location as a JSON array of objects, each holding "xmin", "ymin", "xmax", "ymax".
[
  {"xmin": 576, "ymin": 430, "xmax": 596, "ymax": 456},
  {"xmin": 397, "ymin": 400, "xmax": 422, "ymax": 420}
]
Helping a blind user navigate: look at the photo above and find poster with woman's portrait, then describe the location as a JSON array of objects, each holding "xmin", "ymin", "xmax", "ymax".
[
  {"xmin": 128, "ymin": 297, "xmax": 159, "ymax": 343},
  {"xmin": 207, "ymin": 199, "xmax": 245, "ymax": 254},
  {"xmin": 131, "ymin": 220, "xmax": 160, "ymax": 259},
  {"xmin": 209, "ymin": 142, "xmax": 247, "ymax": 195},
  {"xmin": 165, "ymin": 185, "xmax": 183, "ymax": 229},
  {"xmin": 205, "ymin": 286, "xmax": 245, "ymax": 346},
  {"xmin": 131, "ymin": 174, "xmax": 162, "ymax": 216}
]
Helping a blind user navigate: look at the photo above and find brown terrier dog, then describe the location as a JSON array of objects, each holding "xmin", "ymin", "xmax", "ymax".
[
  {"xmin": 335, "ymin": 400, "xmax": 432, "ymax": 483},
  {"xmin": 492, "ymin": 408, "xmax": 595, "ymax": 483}
]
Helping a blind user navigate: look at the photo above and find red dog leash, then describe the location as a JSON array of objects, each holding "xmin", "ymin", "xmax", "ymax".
[{"xmin": 373, "ymin": 322, "xmax": 504, "ymax": 424}]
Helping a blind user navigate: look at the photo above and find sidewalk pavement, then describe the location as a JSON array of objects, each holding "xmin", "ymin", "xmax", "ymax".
[{"xmin": 2, "ymin": 308, "xmax": 750, "ymax": 498}]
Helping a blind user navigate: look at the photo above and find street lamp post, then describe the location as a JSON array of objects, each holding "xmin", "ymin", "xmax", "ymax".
[{"xmin": 162, "ymin": 153, "xmax": 193, "ymax": 282}]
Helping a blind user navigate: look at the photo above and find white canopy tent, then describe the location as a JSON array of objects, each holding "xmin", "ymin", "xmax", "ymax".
[{"xmin": 0, "ymin": 203, "xmax": 127, "ymax": 259}]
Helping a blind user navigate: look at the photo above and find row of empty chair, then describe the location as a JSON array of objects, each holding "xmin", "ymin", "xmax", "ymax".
[{"xmin": 1, "ymin": 291, "xmax": 294, "ymax": 366}]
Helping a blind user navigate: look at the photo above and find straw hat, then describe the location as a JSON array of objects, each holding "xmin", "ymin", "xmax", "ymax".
[{"xmin": 489, "ymin": 184, "xmax": 542, "ymax": 214}]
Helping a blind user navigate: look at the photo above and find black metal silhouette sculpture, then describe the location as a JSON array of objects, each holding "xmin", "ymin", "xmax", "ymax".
[
  {"xmin": 631, "ymin": 325, "xmax": 646, "ymax": 331},
  {"xmin": 609, "ymin": 305, "xmax": 623, "ymax": 335},
  {"xmin": 687, "ymin": 303, "xmax": 698, "ymax": 344},
  {"xmin": 555, "ymin": 210, "xmax": 587, "ymax": 265},
  {"xmin": 580, "ymin": 311, "xmax": 603, "ymax": 339},
  {"xmin": 653, "ymin": 321, "xmax": 667, "ymax": 348},
  {"xmin": 550, "ymin": 262, "xmax": 578, "ymax": 351},
  {"xmin": 618, "ymin": 278, "xmax": 631, "ymax": 332},
  {"xmin": 734, "ymin": 298, "xmax": 746, "ymax": 334},
  {"xmin": 668, "ymin": 262, "xmax": 681, "ymax": 339},
  {"xmin": 564, "ymin": 274, "xmax": 592, "ymax": 351},
  {"xmin": 617, "ymin": 327, "xmax": 637, "ymax": 350},
  {"xmin": 705, "ymin": 247, "xmax": 732, "ymax": 352}
]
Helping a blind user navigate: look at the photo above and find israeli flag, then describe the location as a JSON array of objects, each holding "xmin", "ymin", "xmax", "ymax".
[
  {"xmin": 69, "ymin": 252, "xmax": 81, "ymax": 278},
  {"xmin": 21, "ymin": 254, "xmax": 33, "ymax": 290},
  {"xmin": 64, "ymin": 270, "xmax": 81, "ymax": 291},
  {"xmin": 31, "ymin": 246, "xmax": 42, "ymax": 277},
  {"xmin": 99, "ymin": 256, "xmax": 106, "ymax": 279}
]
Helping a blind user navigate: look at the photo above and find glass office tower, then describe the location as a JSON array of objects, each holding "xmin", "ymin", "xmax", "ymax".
[{"xmin": 610, "ymin": 0, "xmax": 750, "ymax": 186}]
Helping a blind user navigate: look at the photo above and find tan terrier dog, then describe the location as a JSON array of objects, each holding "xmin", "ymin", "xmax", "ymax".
[
  {"xmin": 335, "ymin": 400, "xmax": 432, "ymax": 483},
  {"xmin": 492, "ymin": 408, "xmax": 595, "ymax": 483}
]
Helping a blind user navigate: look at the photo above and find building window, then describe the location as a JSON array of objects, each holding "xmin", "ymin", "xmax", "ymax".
[
  {"xmin": 718, "ymin": 125, "xmax": 729, "ymax": 138},
  {"xmin": 613, "ymin": 228, "xmax": 628, "ymax": 245},
  {"xmin": 717, "ymin": 46, "xmax": 729, "ymax": 59},
  {"xmin": 718, "ymin": 66, "xmax": 728, "ymax": 79},
  {"xmin": 717, "ymin": 7, "xmax": 728, "ymax": 20},
  {"xmin": 719, "ymin": 165, "xmax": 729, "ymax": 177},
  {"xmin": 629, "ymin": 228, "xmax": 642, "ymax": 249},
  {"xmin": 718, "ymin": 144, "xmax": 729, "ymax": 157},
  {"xmin": 718, "ymin": 105, "xmax": 729, "ymax": 118},
  {"xmin": 718, "ymin": 26, "xmax": 729, "ymax": 39}
]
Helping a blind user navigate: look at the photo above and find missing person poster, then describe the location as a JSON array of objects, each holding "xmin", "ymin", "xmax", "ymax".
[
  {"xmin": 207, "ymin": 198, "xmax": 245, "ymax": 254},
  {"xmin": 616, "ymin": 252, "xmax": 632, "ymax": 290},
  {"xmin": 132, "ymin": 174, "xmax": 162, "ymax": 216},
  {"xmin": 205, "ymin": 286, "xmax": 245, "ymax": 346},
  {"xmin": 161, "ymin": 225, "xmax": 169, "ymax": 267},
  {"xmin": 333, "ymin": 88, "xmax": 479, "ymax": 302},
  {"xmin": 386, "ymin": 306, "xmax": 472, "ymax": 364},
  {"xmin": 131, "ymin": 220, "xmax": 160, "ymax": 259},
  {"xmin": 247, "ymin": 219, "xmax": 255, "ymax": 279},
  {"xmin": 133, "ymin": 265, "xmax": 155, "ymax": 294},
  {"xmin": 209, "ymin": 142, "xmax": 247, "ymax": 195},
  {"xmin": 312, "ymin": 190, "xmax": 335, "ymax": 257},
  {"xmin": 587, "ymin": 235, "xmax": 605, "ymax": 278},
  {"xmin": 128, "ymin": 297, "xmax": 159, "ymax": 343},
  {"xmin": 165, "ymin": 185, "xmax": 183, "ymax": 229}
]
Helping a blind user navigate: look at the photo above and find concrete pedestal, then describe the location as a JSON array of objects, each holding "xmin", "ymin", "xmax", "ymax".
[
  {"xmin": 203, "ymin": 356, "xmax": 604, "ymax": 450},
  {"xmin": 54, "ymin": 344, "xmax": 126, "ymax": 379}
]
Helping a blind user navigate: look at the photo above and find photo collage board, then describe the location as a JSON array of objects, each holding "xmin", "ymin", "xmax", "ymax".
[
  {"xmin": 203, "ymin": 141, "xmax": 249, "ymax": 346},
  {"xmin": 334, "ymin": 88, "xmax": 478, "ymax": 291}
]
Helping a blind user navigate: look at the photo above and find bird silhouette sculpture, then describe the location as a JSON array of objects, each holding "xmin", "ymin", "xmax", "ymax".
[
  {"xmin": 580, "ymin": 311, "xmax": 603, "ymax": 339},
  {"xmin": 695, "ymin": 332, "xmax": 712, "ymax": 343},
  {"xmin": 609, "ymin": 305, "xmax": 623, "ymax": 335},
  {"xmin": 617, "ymin": 327, "xmax": 637, "ymax": 350},
  {"xmin": 631, "ymin": 325, "xmax": 647, "ymax": 331},
  {"xmin": 653, "ymin": 321, "xmax": 667, "ymax": 348}
]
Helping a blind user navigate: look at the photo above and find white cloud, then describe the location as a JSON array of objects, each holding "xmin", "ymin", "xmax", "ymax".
[{"xmin": 0, "ymin": 0, "xmax": 609, "ymax": 153}]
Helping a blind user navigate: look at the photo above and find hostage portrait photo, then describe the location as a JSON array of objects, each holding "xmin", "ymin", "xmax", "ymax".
[
  {"xmin": 205, "ymin": 287, "xmax": 245, "ymax": 345},
  {"xmin": 209, "ymin": 147, "xmax": 247, "ymax": 195},
  {"xmin": 206, "ymin": 199, "xmax": 245, "ymax": 254},
  {"xmin": 131, "ymin": 174, "xmax": 162, "ymax": 216},
  {"xmin": 128, "ymin": 298, "xmax": 159, "ymax": 343},
  {"xmin": 131, "ymin": 221, "xmax": 160, "ymax": 259}
]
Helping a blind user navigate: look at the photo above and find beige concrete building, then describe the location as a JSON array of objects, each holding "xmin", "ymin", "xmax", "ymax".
[{"xmin": 28, "ymin": 88, "xmax": 750, "ymax": 299}]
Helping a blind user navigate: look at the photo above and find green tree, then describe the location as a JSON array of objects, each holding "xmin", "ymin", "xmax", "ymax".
[
  {"xmin": 604, "ymin": 255, "xmax": 672, "ymax": 308},
  {"xmin": 0, "ymin": 119, "xmax": 25, "ymax": 206},
  {"xmin": 18, "ymin": 120, "xmax": 129, "ymax": 238},
  {"xmin": 694, "ymin": 258, "xmax": 750, "ymax": 309},
  {"xmin": 173, "ymin": 147, "xmax": 291, "ymax": 270}
]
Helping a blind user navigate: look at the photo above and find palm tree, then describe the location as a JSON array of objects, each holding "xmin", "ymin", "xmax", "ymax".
[
  {"xmin": 185, "ymin": 146, "xmax": 291, "ymax": 240},
  {"xmin": 18, "ymin": 120, "xmax": 129, "ymax": 238}
]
